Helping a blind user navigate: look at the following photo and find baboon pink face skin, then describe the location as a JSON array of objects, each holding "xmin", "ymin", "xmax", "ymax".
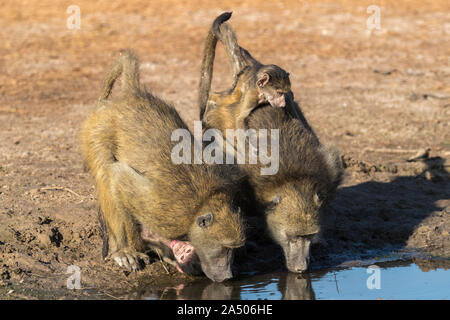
[
  {"xmin": 263, "ymin": 89, "xmax": 287, "ymax": 108},
  {"xmin": 256, "ymin": 72, "xmax": 289, "ymax": 108}
]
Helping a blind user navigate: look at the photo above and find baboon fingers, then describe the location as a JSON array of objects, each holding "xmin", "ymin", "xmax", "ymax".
[
  {"xmin": 136, "ymin": 252, "xmax": 151, "ymax": 265},
  {"xmin": 111, "ymin": 250, "xmax": 149, "ymax": 272}
]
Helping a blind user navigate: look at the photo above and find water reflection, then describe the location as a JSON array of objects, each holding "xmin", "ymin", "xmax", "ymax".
[
  {"xmin": 121, "ymin": 272, "xmax": 315, "ymax": 300},
  {"xmin": 120, "ymin": 259, "xmax": 450, "ymax": 300},
  {"xmin": 279, "ymin": 273, "xmax": 315, "ymax": 300}
]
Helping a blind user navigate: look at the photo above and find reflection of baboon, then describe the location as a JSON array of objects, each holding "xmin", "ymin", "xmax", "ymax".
[
  {"xmin": 121, "ymin": 272, "xmax": 315, "ymax": 300},
  {"xmin": 121, "ymin": 280, "xmax": 234, "ymax": 300},
  {"xmin": 199, "ymin": 14, "xmax": 343, "ymax": 273},
  {"xmin": 279, "ymin": 273, "xmax": 315, "ymax": 300},
  {"xmin": 176, "ymin": 281, "xmax": 234, "ymax": 300},
  {"xmin": 81, "ymin": 50, "xmax": 245, "ymax": 282}
]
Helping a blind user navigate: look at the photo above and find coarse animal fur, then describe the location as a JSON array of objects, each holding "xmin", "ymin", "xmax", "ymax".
[
  {"xmin": 81, "ymin": 50, "xmax": 245, "ymax": 282},
  {"xmin": 198, "ymin": 14, "xmax": 343, "ymax": 273}
]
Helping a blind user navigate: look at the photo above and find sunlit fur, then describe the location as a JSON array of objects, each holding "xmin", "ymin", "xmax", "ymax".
[{"xmin": 81, "ymin": 51, "xmax": 245, "ymax": 278}]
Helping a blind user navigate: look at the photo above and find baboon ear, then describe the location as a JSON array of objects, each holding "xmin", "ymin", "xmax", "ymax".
[
  {"xmin": 257, "ymin": 73, "xmax": 270, "ymax": 87},
  {"xmin": 197, "ymin": 212, "xmax": 214, "ymax": 229}
]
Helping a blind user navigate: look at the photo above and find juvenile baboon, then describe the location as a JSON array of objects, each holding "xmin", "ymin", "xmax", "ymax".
[
  {"xmin": 198, "ymin": 14, "xmax": 342, "ymax": 273},
  {"xmin": 81, "ymin": 50, "xmax": 245, "ymax": 282},
  {"xmin": 199, "ymin": 12, "xmax": 314, "ymax": 133}
]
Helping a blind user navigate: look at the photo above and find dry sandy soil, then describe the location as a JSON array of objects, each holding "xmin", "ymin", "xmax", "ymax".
[{"xmin": 0, "ymin": 0, "xmax": 449, "ymax": 299}]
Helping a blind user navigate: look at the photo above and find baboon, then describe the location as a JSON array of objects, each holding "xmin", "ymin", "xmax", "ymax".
[
  {"xmin": 81, "ymin": 50, "xmax": 245, "ymax": 282},
  {"xmin": 198, "ymin": 14, "xmax": 342, "ymax": 273},
  {"xmin": 240, "ymin": 108, "xmax": 342, "ymax": 273},
  {"xmin": 199, "ymin": 12, "xmax": 314, "ymax": 133}
]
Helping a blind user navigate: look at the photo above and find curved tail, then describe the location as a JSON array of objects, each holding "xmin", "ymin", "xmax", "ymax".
[
  {"xmin": 213, "ymin": 16, "xmax": 260, "ymax": 80},
  {"xmin": 99, "ymin": 50, "xmax": 141, "ymax": 102},
  {"xmin": 198, "ymin": 12, "xmax": 232, "ymax": 120},
  {"xmin": 83, "ymin": 50, "xmax": 142, "ymax": 176}
]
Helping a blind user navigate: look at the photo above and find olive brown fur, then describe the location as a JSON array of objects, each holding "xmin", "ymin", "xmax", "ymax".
[{"xmin": 81, "ymin": 50, "xmax": 245, "ymax": 282}]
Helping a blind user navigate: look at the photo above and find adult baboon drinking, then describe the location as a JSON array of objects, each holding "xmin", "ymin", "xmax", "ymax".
[{"xmin": 81, "ymin": 50, "xmax": 245, "ymax": 282}]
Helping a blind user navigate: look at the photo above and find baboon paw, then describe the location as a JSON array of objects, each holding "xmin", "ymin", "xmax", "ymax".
[{"xmin": 111, "ymin": 250, "xmax": 150, "ymax": 272}]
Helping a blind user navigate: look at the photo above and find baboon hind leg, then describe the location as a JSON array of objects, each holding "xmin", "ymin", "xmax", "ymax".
[
  {"xmin": 205, "ymin": 79, "xmax": 245, "ymax": 117},
  {"xmin": 235, "ymin": 81, "xmax": 260, "ymax": 129}
]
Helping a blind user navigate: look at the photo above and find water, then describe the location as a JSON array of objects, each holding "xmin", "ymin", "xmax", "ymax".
[{"xmin": 123, "ymin": 259, "xmax": 450, "ymax": 300}]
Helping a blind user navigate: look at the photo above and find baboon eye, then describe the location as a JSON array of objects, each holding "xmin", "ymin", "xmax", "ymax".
[
  {"xmin": 313, "ymin": 193, "xmax": 321, "ymax": 206},
  {"xmin": 272, "ymin": 195, "xmax": 281, "ymax": 204},
  {"xmin": 291, "ymin": 233, "xmax": 315, "ymax": 242},
  {"xmin": 197, "ymin": 212, "xmax": 214, "ymax": 229},
  {"xmin": 301, "ymin": 234, "xmax": 317, "ymax": 242},
  {"xmin": 267, "ymin": 195, "xmax": 281, "ymax": 210}
]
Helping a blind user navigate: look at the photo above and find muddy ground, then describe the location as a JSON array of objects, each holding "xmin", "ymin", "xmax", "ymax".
[{"xmin": 0, "ymin": 0, "xmax": 449, "ymax": 299}]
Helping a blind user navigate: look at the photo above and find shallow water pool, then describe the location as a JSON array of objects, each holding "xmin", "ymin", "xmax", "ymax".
[{"xmin": 123, "ymin": 259, "xmax": 450, "ymax": 300}]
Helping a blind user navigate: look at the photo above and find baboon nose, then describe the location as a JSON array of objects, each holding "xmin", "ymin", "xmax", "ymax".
[
  {"xmin": 209, "ymin": 270, "xmax": 233, "ymax": 282},
  {"xmin": 214, "ymin": 274, "xmax": 232, "ymax": 282},
  {"xmin": 287, "ymin": 259, "xmax": 309, "ymax": 273}
]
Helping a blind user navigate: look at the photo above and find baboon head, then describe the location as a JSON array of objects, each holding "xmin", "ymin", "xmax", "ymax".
[
  {"xmin": 255, "ymin": 65, "xmax": 291, "ymax": 108},
  {"xmin": 264, "ymin": 181, "xmax": 322, "ymax": 273},
  {"xmin": 189, "ymin": 193, "xmax": 245, "ymax": 282}
]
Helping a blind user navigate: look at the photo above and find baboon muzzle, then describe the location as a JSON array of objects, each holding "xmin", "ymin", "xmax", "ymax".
[
  {"xmin": 199, "ymin": 248, "xmax": 234, "ymax": 282},
  {"xmin": 283, "ymin": 237, "xmax": 311, "ymax": 273}
]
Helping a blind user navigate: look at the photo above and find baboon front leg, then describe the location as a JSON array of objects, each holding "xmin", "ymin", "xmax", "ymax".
[
  {"xmin": 205, "ymin": 80, "xmax": 245, "ymax": 117},
  {"xmin": 109, "ymin": 213, "xmax": 150, "ymax": 272},
  {"xmin": 98, "ymin": 172, "xmax": 149, "ymax": 271}
]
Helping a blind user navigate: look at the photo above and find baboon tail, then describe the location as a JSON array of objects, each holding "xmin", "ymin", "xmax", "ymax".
[
  {"xmin": 213, "ymin": 19, "xmax": 260, "ymax": 79},
  {"xmin": 118, "ymin": 50, "xmax": 141, "ymax": 96},
  {"xmin": 98, "ymin": 50, "xmax": 141, "ymax": 102},
  {"xmin": 212, "ymin": 12, "xmax": 232, "ymax": 39},
  {"xmin": 198, "ymin": 12, "xmax": 232, "ymax": 120}
]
